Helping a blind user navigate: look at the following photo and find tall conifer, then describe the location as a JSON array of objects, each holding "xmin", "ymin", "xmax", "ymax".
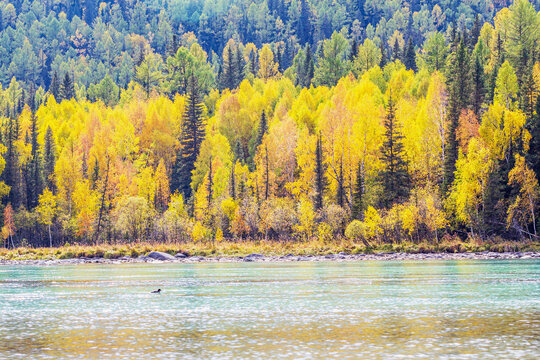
[
  {"xmin": 351, "ymin": 161, "xmax": 364, "ymax": 220},
  {"xmin": 172, "ymin": 76, "xmax": 205, "ymax": 199},
  {"xmin": 380, "ymin": 96, "xmax": 409, "ymax": 207},
  {"xmin": 314, "ymin": 133, "xmax": 325, "ymax": 210}
]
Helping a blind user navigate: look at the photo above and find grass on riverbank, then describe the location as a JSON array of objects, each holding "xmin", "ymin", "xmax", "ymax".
[{"xmin": 1, "ymin": 237, "xmax": 539, "ymax": 261}]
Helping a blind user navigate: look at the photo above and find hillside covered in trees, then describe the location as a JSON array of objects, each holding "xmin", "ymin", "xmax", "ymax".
[{"xmin": 0, "ymin": 0, "xmax": 539, "ymax": 248}]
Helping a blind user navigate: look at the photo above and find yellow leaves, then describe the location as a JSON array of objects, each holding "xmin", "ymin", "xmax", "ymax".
[
  {"xmin": 363, "ymin": 206, "xmax": 383, "ymax": 240},
  {"xmin": 55, "ymin": 146, "xmax": 81, "ymax": 212},
  {"xmin": 192, "ymin": 131, "xmax": 232, "ymax": 195},
  {"xmin": 289, "ymin": 86, "xmax": 329, "ymax": 132},
  {"xmin": 495, "ymin": 61, "xmax": 518, "ymax": 108},
  {"xmin": 191, "ymin": 221, "xmax": 210, "ymax": 242},
  {"xmin": 479, "ymin": 102, "xmax": 528, "ymax": 159},
  {"xmin": 254, "ymin": 116, "xmax": 297, "ymax": 197},
  {"xmin": 154, "ymin": 159, "xmax": 170, "ymax": 211},
  {"xmin": 221, "ymin": 197, "xmax": 238, "ymax": 222},
  {"xmin": 72, "ymin": 180, "xmax": 99, "ymax": 238},
  {"xmin": 507, "ymin": 155, "xmax": 540, "ymax": 233},
  {"xmin": 386, "ymin": 66, "xmax": 415, "ymax": 101},
  {"xmin": 450, "ymin": 138, "xmax": 494, "ymax": 226},
  {"xmin": 167, "ymin": 192, "xmax": 186, "ymax": 218},
  {"xmin": 36, "ymin": 188, "xmax": 57, "ymax": 226},
  {"xmin": 137, "ymin": 166, "xmax": 155, "ymax": 206},
  {"xmin": 288, "ymin": 127, "xmax": 316, "ymax": 199},
  {"xmin": 258, "ymin": 45, "xmax": 280, "ymax": 81},
  {"xmin": 0, "ymin": 144, "xmax": 9, "ymax": 200},
  {"xmin": 294, "ymin": 197, "xmax": 316, "ymax": 240}
]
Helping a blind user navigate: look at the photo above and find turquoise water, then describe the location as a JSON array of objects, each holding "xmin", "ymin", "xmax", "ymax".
[{"xmin": 0, "ymin": 260, "xmax": 538, "ymax": 359}]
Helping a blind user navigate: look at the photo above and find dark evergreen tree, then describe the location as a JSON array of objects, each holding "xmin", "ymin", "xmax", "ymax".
[
  {"xmin": 443, "ymin": 39, "xmax": 471, "ymax": 195},
  {"xmin": 489, "ymin": 61, "xmax": 501, "ymax": 102},
  {"xmin": 349, "ymin": 38, "xmax": 358, "ymax": 61},
  {"xmin": 379, "ymin": 40, "xmax": 388, "ymax": 68},
  {"xmin": 221, "ymin": 46, "xmax": 236, "ymax": 90},
  {"xmin": 521, "ymin": 71, "xmax": 536, "ymax": 120},
  {"xmin": 248, "ymin": 49, "xmax": 258, "ymax": 75},
  {"xmin": 61, "ymin": 73, "xmax": 76, "ymax": 100},
  {"xmin": 469, "ymin": 14, "xmax": 481, "ymax": 48},
  {"xmin": 26, "ymin": 112, "xmax": 42, "ymax": 209},
  {"xmin": 207, "ymin": 157, "xmax": 213, "ymax": 208},
  {"xmin": 264, "ymin": 145, "xmax": 270, "ymax": 200},
  {"xmin": 336, "ymin": 157, "xmax": 344, "ymax": 207},
  {"xmin": 172, "ymin": 76, "xmax": 206, "ymax": 199},
  {"xmin": 43, "ymin": 126, "xmax": 56, "ymax": 191},
  {"xmin": 276, "ymin": 47, "xmax": 283, "ymax": 73},
  {"xmin": 168, "ymin": 34, "xmax": 179, "ymax": 57},
  {"xmin": 249, "ymin": 110, "xmax": 267, "ymax": 167},
  {"xmin": 404, "ymin": 37, "xmax": 416, "ymax": 71},
  {"xmin": 392, "ymin": 38, "xmax": 400, "ymax": 61},
  {"xmin": 314, "ymin": 133, "xmax": 325, "ymax": 210},
  {"xmin": 299, "ymin": 44, "xmax": 314, "ymax": 88},
  {"xmin": 235, "ymin": 46, "xmax": 246, "ymax": 87},
  {"xmin": 235, "ymin": 140, "xmax": 246, "ymax": 164},
  {"xmin": 296, "ymin": 0, "xmax": 312, "ymax": 44},
  {"xmin": 380, "ymin": 96, "xmax": 409, "ymax": 207},
  {"xmin": 50, "ymin": 71, "xmax": 60, "ymax": 100},
  {"xmin": 282, "ymin": 40, "xmax": 293, "ymax": 70},
  {"xmin": 526, "ymin": 95, "xmax": 540, "ymax": 181},
  {"xmin": 351, "ymin": 161, "xmax": 364, "ymax": 220},
  {"xmin": 90, "ymin": 157, "xmax": 99, "ymax": 190},
  {"xmin": 230, "ymin": 163, "xmax": 236, "ymax": 200},
  {"xmin": 2, "ymin": 116, "xmax": 20, "ymax": 207},
  {"xmin": 471, "ymin": 54, "xmax": 485, "ymax": 117},
  {"xmin": 450, "ymin": 18, "xmax": 458, "ymax": 46},
  {"xmin": 255, "ymin": 110, "xmax": 267, "ymax": 148},
  {"xmin": 82, "ymin": 150, "xmax": 88, "ymax": 179}
]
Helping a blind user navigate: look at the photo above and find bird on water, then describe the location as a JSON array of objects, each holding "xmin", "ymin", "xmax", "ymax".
[{"xmin": 151, "ymin": 289, "xmax": 161, "ymax": 294}]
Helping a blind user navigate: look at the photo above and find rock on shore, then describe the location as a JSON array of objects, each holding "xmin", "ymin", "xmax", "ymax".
[{"xmin": 1, "ymin": 251, "xmax": 539, "ymax": 266}]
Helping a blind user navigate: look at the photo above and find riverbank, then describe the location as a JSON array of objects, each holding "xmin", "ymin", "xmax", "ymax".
[
  {"xmin": 1, "ymin": 251, "xmax": 539, "ymax": 266},
  {"xmin": 1, "ymin": 238, "xmax": 539, "ymax": 265}
]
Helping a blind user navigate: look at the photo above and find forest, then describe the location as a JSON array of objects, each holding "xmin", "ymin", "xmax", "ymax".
[{"xmin": 0, "ymin": 0, "xmax": 539, "ymax": 248}]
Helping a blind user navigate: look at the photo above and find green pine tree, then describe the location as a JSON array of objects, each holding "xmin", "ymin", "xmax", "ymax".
[
  {"xmin": 27, "ymin": 112, "xmax": 42, "ymax": 209},
  {"xmin": 172, "ymin": 76, "xmax": 206, "ymax": 199},
  {"xmin": 314, "ymin": 133, "xmax": 325, "ymax": 210},
  {"xmin": 50, "ymin": 71, "xmax": 60, "ymax": 100},
  {"xmin": 207, "ymin": 157, "xmax": 213, "ymax": 208},
  {"xmin": 526, "ymin": 95, "xmax": 540, "ymax": 181},
  {"xmin": 230, "ymin": 163, "xmax": 236, "ymax": 200},
  {"xmin": 337, "ymin": 157, "xmax": 344, "ymax": 207},
  {"xmin": 43, "ymin": 126, "xmax": 56, "ymax": 191},
  {"xmin": 471, "ymin": 54, "xmax": 485, "ymax": 117},
  {"xmin": 380, "ymin": 96, "xmax": 409, "ymax": 207},
  {"xmin": 351, "ymin": 161, "xmax": 364, "ymax": 220},
  {"xmin": 235, "ymin": 46, "xmax": 246, "ymax": 87},
  {"xmin": 404, "ymin": 37, "xmax": 416, "ymax": 71},
  {"xmin": 443, "ymin": 38, "xmax": 471, "ymax": 195},
  {"xmin": 60, "ymin": 73, "xmax": 76, "ymax": 100}
]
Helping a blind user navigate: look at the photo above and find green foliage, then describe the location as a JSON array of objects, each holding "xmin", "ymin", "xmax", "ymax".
[
  {"xmin": 380, "ymin": 96, "xmax": 409, "ymax": 208},
  {"xmin": 314, "ymin": 32, "xmax": 350, "ymax": 87},
  {"xmin": 173, "ymin": 76, "xmax": 206, "ymax": 199}
]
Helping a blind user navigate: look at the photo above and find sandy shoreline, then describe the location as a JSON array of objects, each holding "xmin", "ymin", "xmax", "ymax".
[{"xmin": 1, "ymin": 251, "xmax": 539, "ymax": 266}]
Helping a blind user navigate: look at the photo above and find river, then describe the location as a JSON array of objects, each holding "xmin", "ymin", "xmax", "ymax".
[{"xmin": 0, "ymin": 259, "xmax": 538, "ymax": 359}]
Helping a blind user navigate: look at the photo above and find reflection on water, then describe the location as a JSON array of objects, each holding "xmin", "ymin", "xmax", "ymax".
[{"xmin": 0, "ymin": 260, "xmax": 538, "ymax": 359}]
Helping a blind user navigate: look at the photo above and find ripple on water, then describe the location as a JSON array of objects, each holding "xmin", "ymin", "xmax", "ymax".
[{"xmin": 0, "ymin": 259, "xmax": 538, "ymax": 359}]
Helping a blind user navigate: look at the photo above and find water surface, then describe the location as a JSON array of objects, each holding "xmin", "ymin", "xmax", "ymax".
[{"xmin": 0, "ymin": 260, "xmax": 538, "ymax": 359}]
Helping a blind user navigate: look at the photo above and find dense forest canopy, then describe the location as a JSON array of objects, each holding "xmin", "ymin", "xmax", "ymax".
[
  {"xmin": 0, "ymin": 0, "xmax": 538, "ymax": 90},
  {"xmin": 0, "ymin": 0, "xmax": 539, "ymax": 247}
]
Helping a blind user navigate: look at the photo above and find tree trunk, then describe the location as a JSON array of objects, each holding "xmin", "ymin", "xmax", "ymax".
[{"xmin": 48, "ymin": 224, "xmax": 52, "ymax": 248}]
